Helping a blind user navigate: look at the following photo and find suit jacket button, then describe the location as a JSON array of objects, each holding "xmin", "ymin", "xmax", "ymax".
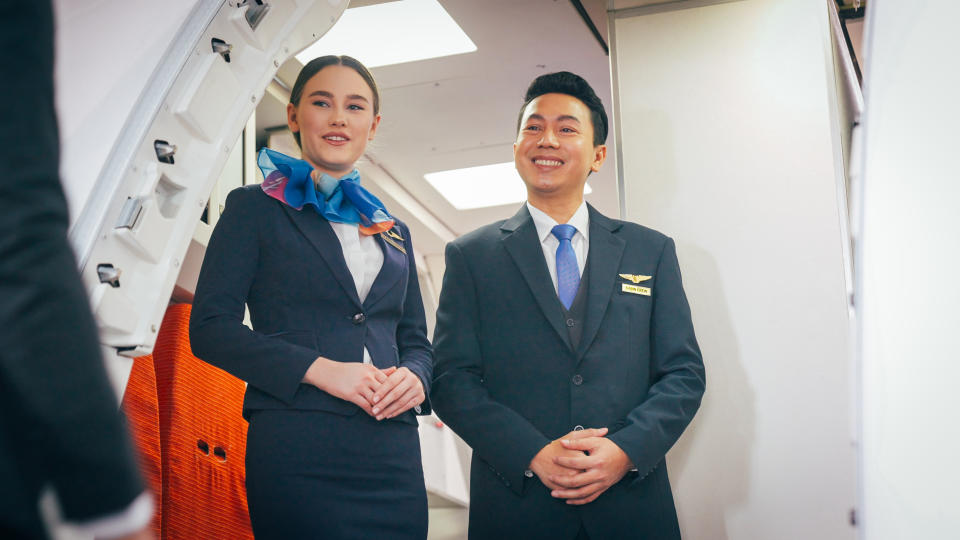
[
  {"xmin": 572, "ymin": 374, "xmax": 583, "ymax": 385},
  {"xmin": 352, "ymin": 312, "xmax": 366, "ymax": 324},
  {"xmin": 574, "ymin": 425, "xmax": 584, "ymax": 431},
  {"xmin": 566, "ymin": 318, "xmax": 576, "ymax": 327},
  {"xmin": 524, "ymin": 470, "xmax": 534, "ymax": 478}
]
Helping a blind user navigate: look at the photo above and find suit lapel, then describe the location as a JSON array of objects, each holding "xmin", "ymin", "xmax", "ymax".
[
  {"xmin": 576, "ymin": 205, "xmax": 625, "ymax": 360},
  {"xmin": 280, "ymin": 204, "xmax": 362, "ymax": 308},
  {"xmin": 363, "ymin": 229, "xmax": 405, "ymax": 309},
  {"xmin": 501, "ymin": 206, "xmax": 573, "ymax": 351}
]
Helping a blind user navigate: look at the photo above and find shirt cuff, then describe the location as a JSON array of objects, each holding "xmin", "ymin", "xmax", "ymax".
[{"xmin": 71, "ymin": 491, "xmax": 153, "ymax": 539}]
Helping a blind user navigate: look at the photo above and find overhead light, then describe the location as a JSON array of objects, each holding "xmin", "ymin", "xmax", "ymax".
[
  {"xmin": 295, "ymin": 0, "xmax": 477, "ymax": 68},
  {"xmin": 425, "ymin": 162, "xmax": 592, "ymax": 210}
]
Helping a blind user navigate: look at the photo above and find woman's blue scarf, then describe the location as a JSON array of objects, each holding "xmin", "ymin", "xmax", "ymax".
[{"xmin": 258, "ymin": 148, "xmax": 394, "ymax": 235}]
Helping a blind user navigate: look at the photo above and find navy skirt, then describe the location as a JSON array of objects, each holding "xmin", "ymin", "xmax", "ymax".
[{"xmin": 244, "ymin": 409, "xmax": 427, "ymax": 539}]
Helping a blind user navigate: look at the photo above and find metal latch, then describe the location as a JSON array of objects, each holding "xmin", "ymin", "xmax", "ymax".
[
  {"xmin": 97, "ymin": 264, "xmax": 121, "ymax": 288},
  {"xmin": 240, "ymin": 0, "xmax": 270, "ymax": 31},
  {"xmin": 154, "ymin": 139, "xmax": 177, "ymax": 164},
  {"xmin": 211, "ymin": 38, "xmax": 233, "ymax": 62}
]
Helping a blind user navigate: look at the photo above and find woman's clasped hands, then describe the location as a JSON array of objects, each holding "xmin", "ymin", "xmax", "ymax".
[{"xmin": 303, "ymin": 357, "xmax": 425, "ymax": 420}]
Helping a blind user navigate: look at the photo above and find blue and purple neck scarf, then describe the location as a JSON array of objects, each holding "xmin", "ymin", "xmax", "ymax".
[{"xmin": 258, "ymin": 147, "xmax": 394, "ymax": 236}]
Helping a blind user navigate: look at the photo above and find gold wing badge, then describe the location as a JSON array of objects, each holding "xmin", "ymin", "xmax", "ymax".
[
  {"xmin": 619, "ymin": 274, "xmax": 652, "ymax": 296},
  {"xmin": 380, "ymin": 228, "xmax": 406, "ymax": 254},
  {"xmin": 618, "ymin": 274, "xmax": 651, "ymax": 283}
]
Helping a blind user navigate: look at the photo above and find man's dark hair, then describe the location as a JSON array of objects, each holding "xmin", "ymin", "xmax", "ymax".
[{"xmin": 516, "ymin": 71, "xmax": 608, "ymax": 146}]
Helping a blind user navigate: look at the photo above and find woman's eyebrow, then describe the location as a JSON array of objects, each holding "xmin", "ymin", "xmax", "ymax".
[{"xmin": 306, "ymin": 90, "xmax": 369, "ymax": 103}]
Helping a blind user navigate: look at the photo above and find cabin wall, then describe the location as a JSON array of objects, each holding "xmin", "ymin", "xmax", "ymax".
[
  {"xmin": 855, "ymin": 2, "xmax": 960, "ymax": 538},
  {"xmin": 609, "ymin": 1, "xmax": 855, "ymax": 538}
]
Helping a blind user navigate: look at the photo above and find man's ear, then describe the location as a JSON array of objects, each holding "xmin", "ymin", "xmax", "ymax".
[{"xmin": 591, "ymin": 144, "xmax": 608, "ymax": 173}]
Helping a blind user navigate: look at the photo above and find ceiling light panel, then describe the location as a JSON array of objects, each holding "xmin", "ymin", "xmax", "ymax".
[
  {"xmin": 425, "ymin": 162, "xmax": 592, "ymax": 210},
  {"xmin": 295, "ymin": 0, "xmax": 477, "ymax": 68}
]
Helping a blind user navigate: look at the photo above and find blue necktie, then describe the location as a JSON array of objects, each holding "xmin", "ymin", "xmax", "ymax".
[{"xmin": 552, "ymin": 224, "xmax": 580, "ymax": 310}]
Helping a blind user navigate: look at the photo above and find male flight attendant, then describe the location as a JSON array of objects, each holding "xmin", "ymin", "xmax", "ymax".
[{"xmin": 431, "ymin": 72, "xmax": 705, "ymax": 539}]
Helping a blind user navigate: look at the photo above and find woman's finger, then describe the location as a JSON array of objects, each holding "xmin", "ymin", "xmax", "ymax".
[
  {"xmin": 372, "ymin": 367, "xmax": 411, "ymax": 404},
  {"xmin": 372, "ymin": 374, "xmax": 402, "ymax": 405},
  {"xmin": 378, "ymin": 387, "xmax": 415, "ymax": 419},
  {"xmin": 374, "ymin": 366, "xmax": 396, "ymax": 385},
  {"xmin": 385, "ymin": 392, "xmax": 424, "ymax": 419},
  {"xmin": 374, "ymin": 377, "xmax": 412, "ymax": 418},
  {"xmin": 358, "ymin": 384, "xmax": 377, "ymax": 406},
  {"xmin": 350, "ymin": 394, "xmax": 376, "ymax": 416},
  {"xmin": 381, "ymin": 382, "xmax": 425, "ymax": 419}
]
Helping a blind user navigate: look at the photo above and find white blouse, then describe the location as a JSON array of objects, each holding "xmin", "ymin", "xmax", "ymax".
[{"xmin": 329, "ymin": 221, "xmax": 384, "ymax": 364}]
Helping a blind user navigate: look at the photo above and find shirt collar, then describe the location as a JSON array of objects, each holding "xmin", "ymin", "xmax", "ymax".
[{"xmin": 526, "ymin": 201, "xmax": 590, "ymax": 244}]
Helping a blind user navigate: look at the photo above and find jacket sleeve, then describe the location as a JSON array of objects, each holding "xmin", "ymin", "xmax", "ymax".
[
  {"xmin": 607, "ymin": 237, "xmax": 706, "ymax": 481},
  {"xmin": 394, "ymin": 221, "xmax": 433, "ymax": 414},
  {"xmin": 189, "ymin": 188, "xmax": 318, "ymax": 404},
  {"xmin": 0, "ymin": 0, "xmax": 143, "ymax": 524},
  {"xmin": 431, "ymin": 241, "xmax": 550, "ymax": 494}
]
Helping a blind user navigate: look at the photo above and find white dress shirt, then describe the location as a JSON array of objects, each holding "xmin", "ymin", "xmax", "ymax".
[
  {"xmin": 330, "ymin": 221, "xmax": 384, "ymax": 364},
  {"xmin": 526, "ymin": 201, "xmax": 590, "ymax": 294}
]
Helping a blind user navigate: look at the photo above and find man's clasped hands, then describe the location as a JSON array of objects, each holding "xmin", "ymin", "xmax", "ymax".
[{"xmin": 528, "ymin": 427, "xmax": 635, "ymax": 505}]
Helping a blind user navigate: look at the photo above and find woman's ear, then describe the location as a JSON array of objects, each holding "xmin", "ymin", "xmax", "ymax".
[
  {"xmin": 286, "ymin": 102, "xmax": 299, "ymax": 134},
  {"xmin": 368, "ymin": 114, "xmax": 382, "ymax": 141}
]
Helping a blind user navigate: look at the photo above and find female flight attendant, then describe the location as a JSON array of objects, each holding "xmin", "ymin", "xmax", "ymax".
[{"xmin": 190, "ymin": 55, "xmax": 431, "ymax": 539}]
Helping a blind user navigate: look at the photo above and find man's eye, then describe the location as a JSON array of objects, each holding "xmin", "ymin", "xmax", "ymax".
[
  {"xmin": 561, "ymin": 127, "xmax": 576, "ymax": 133},
  {"xmin": 312, "ymin": 101, "xmax": 330, "ymax": 107},
  {"xmin": 525, "ymin": 125, "xmax": 541, "ymax": 131},
  {"xmin": 348, "ymin": 104, "xmax": 365, "ymax": 110}
]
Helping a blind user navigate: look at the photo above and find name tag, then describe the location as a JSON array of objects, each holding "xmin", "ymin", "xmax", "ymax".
[{"xmin": 622, "ymin": 284, "xmax": 651, "ymax": 296}]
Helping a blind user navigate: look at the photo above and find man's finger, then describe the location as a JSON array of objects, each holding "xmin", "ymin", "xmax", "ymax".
[
  {"xmin": 548, "ymin": 470, "xmax": 599, "ymax": 489},
  {"xmin": 565, "ymin": 491, "xmax": 604, "ymax": 505},
  {"xmin": 559, "ymin": 437, "xmax": 602, "ymax": 451},
  {"xmin": 549, "ymin": 465, "xmax": 582, "ymax": 476},
  {"xmin": 553, "ymin": 454, "xmax": 596, "ymax": 470},
  {"xmin": 563, "ymin": 427, "xmax": 608, "ymax": 440},
  {"xmin": 550, "ymin": 480, "xmax": 605, "ymax": 500}
]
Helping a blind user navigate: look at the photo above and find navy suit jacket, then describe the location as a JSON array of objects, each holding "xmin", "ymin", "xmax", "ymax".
[
  {"xmin": 431, "ymin": 204, "xmax": 705, "ymax": 539},
  {"xmin": 190, "ymin": 185, "xmax": 432, "ymax": 423}
]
